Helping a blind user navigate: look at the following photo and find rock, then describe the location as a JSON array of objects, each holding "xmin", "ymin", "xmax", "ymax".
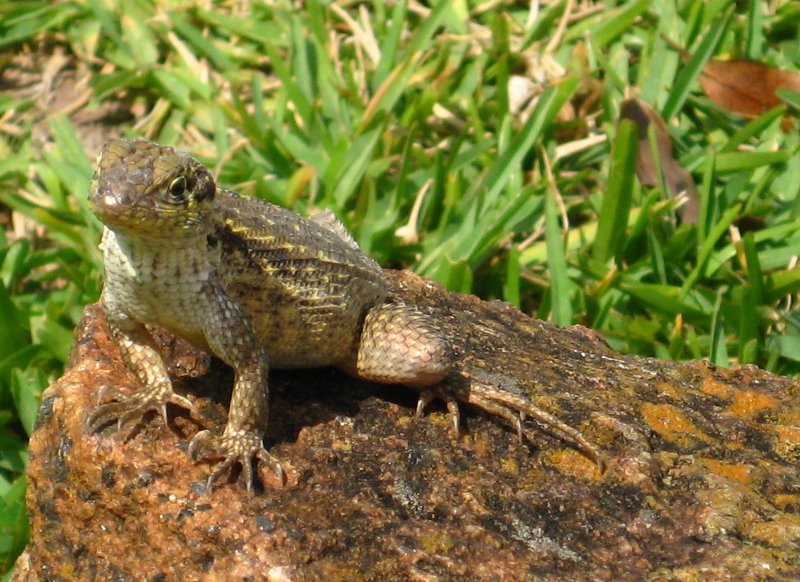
[{"xmin": 13, "ymin": 271, "xmax": 800, "ymax": 580}]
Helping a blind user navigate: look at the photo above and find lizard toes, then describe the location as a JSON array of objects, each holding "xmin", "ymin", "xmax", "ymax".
[
  {"xmin": 167, "ymin": 393, "xmax": 198, "ymax": 418},
  {"xmin": 88, "ymin": 385, "xmax": 195, "ymax": 436},
  {"xmin": 95, "ymin": 385, "xmax": 128, "ymax": 406},
  {"xmin": 116, "ymin": 404, "xmax": 155, "ymax": 431},
  {"xmin": 87, "ymin": 399, "xmax": 159, "ymax": 436},
  {"xmin": 415, "ymin": 390, "xmax": 436, "ymax": 418},
  {"xmin": 256, "ymin": 448, "xmax": 286, "ymax": 487},
  {"xmin": 86, "ymin": 401, "xmax": 129, "ymax": 433},
  {"xmin": 445, "ymin": 398, "xmax": 461, "ymax": 434},
  {"xmin": 206, "ymin": 456, "xmax": 239, "ymax": 493},
  {"xmin": 188, "ymin": 430, "xmax": 284, "ymax": 492}
]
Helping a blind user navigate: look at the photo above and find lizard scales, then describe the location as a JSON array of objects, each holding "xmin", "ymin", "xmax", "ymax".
[{"xmin": 88, "ymin": 138, "xmax": 602, "ymax": 490}]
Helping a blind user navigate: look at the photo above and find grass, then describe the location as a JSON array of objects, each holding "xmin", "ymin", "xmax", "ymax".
[{"xmin": 2, "ymin": 0, "xmax": 800, "ymax": 575}]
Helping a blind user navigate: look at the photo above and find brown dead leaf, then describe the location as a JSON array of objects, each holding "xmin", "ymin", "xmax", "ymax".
[
  {"xmin": 619, "ymin": 98, "xmax": 699, "ymax": 223},
  {"xmin": 699, "ymin": 59, "xmax": 800, "ymax": 118}
]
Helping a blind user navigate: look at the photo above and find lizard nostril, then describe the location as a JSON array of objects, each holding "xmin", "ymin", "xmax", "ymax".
[{"xmin": 100, "ymin": 194, "xmax": 119, "ymax": 208}]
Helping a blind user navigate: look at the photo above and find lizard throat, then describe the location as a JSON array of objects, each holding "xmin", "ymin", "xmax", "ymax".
[{"xmin": 100, "ymin": 227, "xmax": 214, "ymax": 284}]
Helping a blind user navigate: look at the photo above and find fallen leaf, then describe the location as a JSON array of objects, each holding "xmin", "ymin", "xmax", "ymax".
[
  {"xmin": 619, "ymin": 98, "xmax": 699, "ymax": 223},
  {"xmin": 699, "ymin": 59, "xmax": 800, "ymax": 118}
]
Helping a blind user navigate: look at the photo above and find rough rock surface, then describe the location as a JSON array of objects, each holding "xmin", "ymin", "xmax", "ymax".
[{"xmin": 13, "ymin": 270, "xmax": 800, "ymax": 581}]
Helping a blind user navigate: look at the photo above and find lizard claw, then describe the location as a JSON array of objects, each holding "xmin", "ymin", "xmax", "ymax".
[
  {"xmin": 514, "ymin": 412, "xmax": 524, "ymax": 444},
  {"xmin": 446, "ymin": 399, "xmax": 461, "ymax": 434},
  {"xmin": 415, "ymin": 390, "xmax": 436, "ymax": 418},
  {"xmin": 188, "ymin": 429, "xmax": 285, "ymax": 492},
  {"xmin": 86, "ymin": 384, "xmax": 197, "ymax": 435},
  {"xmin": 415, "ymin": 389, "xmax": 462, "ymax": 436}
]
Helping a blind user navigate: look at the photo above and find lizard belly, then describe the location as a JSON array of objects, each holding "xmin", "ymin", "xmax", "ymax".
[
  {"xmin": 230, "ymin": 287, "xmax": 369, "ymax": 368},
  {"xmin": 134, "ymin": 279, "xmax": 210, "ymax": 347}
]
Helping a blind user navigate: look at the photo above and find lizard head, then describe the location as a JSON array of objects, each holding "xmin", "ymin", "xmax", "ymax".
[{"xmin": 89, "ymin": 139, "xmax": 216, "ymax": 237}]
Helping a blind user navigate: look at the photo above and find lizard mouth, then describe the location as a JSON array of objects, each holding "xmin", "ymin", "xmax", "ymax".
[
  {"xmin": 88, "ymin": 178, "xmax": 155, "ymax": 229},
  {"xmin": 89, "ymin": 188, "xmax": 121, "ymax": 213},
  {"xmin": 89, "ymin": 181, "xmax": 127, "ymax": 217}
]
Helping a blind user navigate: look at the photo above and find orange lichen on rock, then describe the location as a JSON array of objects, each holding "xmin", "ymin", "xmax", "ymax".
[
  {"xmin": 698, "ymin": 377, "xmax": 733, "ymax": 400},
  {"xmin": 699, "ymin": 458, "xmax": 756, "ymax": 486},
  {"xmin": 744, "ymin": 513, "xmax": 800, "ymax": 548},
  {"xmin": 774, "ymin": 494, "xmax": 800, "ymax": 511},
  {"xmin": 729, "ymin": 389, "xmax": 779, "ymax": 419},
  {"xmin": 500, "ymin": 455, "xmax": 520, "ymax": 476},
  {"xmin": 697, "ymin": 378, "xmax": 779, "ymax": 420},
  {"xmin": 641, "ymin": 403, "xmax": 715, "ymax": 449},
  {"xmin": 654, "ymin": 381, "xmax": 683, "ymax": 400},
  {"xmin": 546, "ymin": 449, "xmax": 603, "ymax": 480}
]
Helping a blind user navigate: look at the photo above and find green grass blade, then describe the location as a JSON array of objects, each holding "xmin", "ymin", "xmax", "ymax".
[
  {"xmin": 545, "ymin": 181, "xmax": 572, "ymax": 325},
  {"xmin": 592, "ymin": 119, "xmax": 637, "ymax": 265},
  {"xmin": 661, "ymin": 11, "xmax": 730, "ymax": 121},
  {"xmin": 473, "ymin": 77, "xmax": 579, "ymax": 211},
  {"xmin": 709, "ymin": 289, "xmax": 729, "ymax": 367}
]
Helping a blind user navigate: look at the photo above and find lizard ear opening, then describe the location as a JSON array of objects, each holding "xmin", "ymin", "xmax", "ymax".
[{"xmin": 194, "ymin": 171, "xmax": 216, "ymax": 203}]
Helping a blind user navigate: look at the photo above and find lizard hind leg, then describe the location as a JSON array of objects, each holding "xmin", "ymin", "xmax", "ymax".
[
  {"xmin": 346, "ymin": 303, "xmax": 462, "ymax": 432},
  {"xmin": 346, "ymin": 304, "xmax": 604, "ymax": 471},
  {"xmin": 351, "ymin": 303, "xmax": 452, "ymax": 387}
]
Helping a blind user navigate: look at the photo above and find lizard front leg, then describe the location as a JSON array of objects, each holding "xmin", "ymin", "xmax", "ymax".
[
  {"xmin": 187, "ymin": 287, "xmax": 283, "ymax": 492},
  {"xmin": 87, "ymin": 293, "xmax": 197, "ymax": 433}
]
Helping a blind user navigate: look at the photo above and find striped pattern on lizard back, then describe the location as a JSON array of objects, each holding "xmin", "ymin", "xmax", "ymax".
[{"xmin": 211, "ymin": 189, "xmax": 387, "ymax": 368}]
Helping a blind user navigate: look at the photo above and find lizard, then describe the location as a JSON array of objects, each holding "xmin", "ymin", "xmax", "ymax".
[{"xmin": 86, "ymin": 138, "xmax": 604, "ymax": 491}]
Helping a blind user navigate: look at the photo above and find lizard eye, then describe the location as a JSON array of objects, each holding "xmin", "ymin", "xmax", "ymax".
[{"xmin": 167, "ymin": 176, "xmax": 188, "ymax": 202}]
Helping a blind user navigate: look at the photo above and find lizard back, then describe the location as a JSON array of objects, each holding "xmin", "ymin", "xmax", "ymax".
[{"xmin": 211, "ymin": 189, "xmax": 388, "ymax": 367}]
